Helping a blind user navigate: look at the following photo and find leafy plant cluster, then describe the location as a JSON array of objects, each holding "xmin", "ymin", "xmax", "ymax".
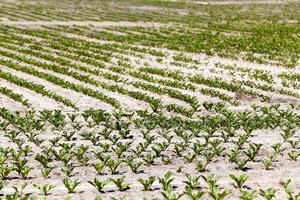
[{"xmin": 0, "ymin": 103, "xmax": 297, "ymax": 198}]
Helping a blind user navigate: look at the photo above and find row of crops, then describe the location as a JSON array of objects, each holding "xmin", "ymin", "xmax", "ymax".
[
  {"xmin": 0, "ymin": 25, "xmax": 299, "ymax": 116},
  {"xmin": 0, "ymin": 104, "xmax": 299, "ymax": 199},
  {"xmin": 0, "ymin": 0, "xmax": 299, "ymax": 67}
]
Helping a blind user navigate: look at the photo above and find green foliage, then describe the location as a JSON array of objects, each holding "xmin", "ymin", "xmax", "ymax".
[
  {"xmin": 63, "ymin": 178, "xmax": 81, "ymax": 193},
  {"xmin": 138, "ymin": 176, "xmax": 156, "ymax": 191},
  {"xmin": 109, "ymin": 176, "xmax": 131, "ymax": 191},
  {"xmin": 33, "ymin": 184, "xmax": 56, "ymax": 196},
  {"xmin": 88, "ymin": 178, "xmax": 110, "ymax": 193},
  {"xmin": 259, "ymin": 188, "xmax": 277, "ymax": 200},
  {"xmin": 159, "ymin": 172, "xmax": 174, "ymax": 191},
  {"xmin": 229, "ymin": 174, "xmax": 248, "ymax": 190}
]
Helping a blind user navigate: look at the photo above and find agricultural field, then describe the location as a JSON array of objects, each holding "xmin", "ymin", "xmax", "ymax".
[{"xmin": 0, "ymin": 0, "xmax": 299, "ymax": 199}]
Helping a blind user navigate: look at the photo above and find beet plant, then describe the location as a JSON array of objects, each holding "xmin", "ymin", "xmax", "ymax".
[
  {"xmin": 124, "ymin": 157, "xmax": 143, "ymax": 174},
  {"xmin": 35, "ymin": 154, "xmax": 52, "ymax": 168},
  {"xmin": 13, "ymin": 159, "xmax": 32, "ymax": 179},
  {"xmin": 161, "ymin": 188, "xmax": 184, "ymax": 200},
  {"xmin": 62, "ymin": 164, "xmax": 75, "ymax": 177},
  {"xmin": 287, "ymin": 150, "xmax": 300, "ymax": 161},
  {"xmin": 280, "ymin": 179, "xmax": 300, "ymax": 200},
  {"xmin": 184, "ymin": 153, "xmax": 196, "ymax": 163},
  {"xmin": 0, "ymin": 180, "xmax": 5, "ymax": 192},
  {"xmin": 161, "ymin": 156, "xmax": 172, "ymax": 165},
  {"xmin": 259, "ymin": 188, "xmax": 277, "ymax": 200},
  {"xmin": 159, "ymin": 172, "xmax": 175, "ymax": 191},
  {"xmin": 183, "ymin": 186, "xmax": 205, "ymax": 200},
  {"xmin": 239, "ymin": 190, "xmax": 257, "ymax": 200},
  {"xmin": 93, "ymin": 161, "xmax": 106, "ymax": 175},
  {"xmin": 41, "ymin": 167, "xmax": 52, "ymax": 179},
  {"xmin": 63, "ymin": 178, "xmax": 81, "ymax": 193},
  {"xmin": 229, "ymin": 174, "xmax": 248, "ymax": 190},
  {"xmin": 33, "ymin": 184, "xmax": 56, "ymax": 196},
  {"xmin": 272, "ymin": 143, "xmax": 286, "ymax": 155},
  {"xmin": 109, "ymin": 176, "xmax": 131, "ymax": 191},
  {"xmin": 143, "ymin": 153, "xmax": 156, "ymax": 166},
  {"xmin": 106, "ymin": 158, "xmax": 122, "ymax": 175},
  {"xmin": 88, "ymin": 178, "xmax": 110, "ymax": 193},
  {"xmin": 183, "ymin": 174, "xmax": 201, "ymax": 190},
  {"xmin": 288, "ymin": 139, "xmax": 300, "ymax": 149},
  {"xmin": 195, "ymin": 160, "xmax": 208, "ymax": 172},
  {"xmin": 138, "ymin": 176, "xmax": 156, "ymax": 191},
  {"xmin": 7, "ymin": 183, "xmax": 29, "ymax": 200},
  {"xmin": 0, "ymin": 164, "xmax": 13, "ymax": 180},
  {"xmin": 244, "ymin": 143, "xmax": 262, "ymax": 162}
]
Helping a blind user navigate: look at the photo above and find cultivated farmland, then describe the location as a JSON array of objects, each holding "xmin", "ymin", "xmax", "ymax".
[{"xmin": 0, "ymin": 0, "xmax": 299, "ymax": 199}]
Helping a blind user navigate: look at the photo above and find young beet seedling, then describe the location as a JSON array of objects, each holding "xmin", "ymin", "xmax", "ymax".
[
  {"xmin": 109, "ymin": 176, "xmax": 131, "ymax": 191},
  {"xmin": 280, "ymin": 129, "xmax": 295, "ymax": 142},
  {"xmin": 229, "ymin": 174, "xmax": 248, "ymax": 190},
  {"xmin": 288, "ymin": 150, "xmax": 300, "ymax": 161},
  {"xmin": 161, "ymin": 187, "xmax": 184, "ymax": 200},
  {"xmin": 88, "ymin": 178, "xmax": 110, "ymax": 193},
  {"xmin": 233, "ymin": 158, "xmax": 250, "ymax": 170},
  {"xmin": 183, "ymin": 186, "xmax": 205, "ymax": 200},
  {"xmin": 195, "ymin": 160, "xmax": 208, "ymax": 172},
  {"xmin": 0, "ymin": 164, "xmax": 13, "ymax": 180},
  {"xmin": 13, "ymin": 159, "xmax": 32, "ymax": 179},
  {"xmin": 285, "ymin": 188, "xmax": 300, "ymax": 200},
  {"xmin": 239, "ymin": 190, "xmax": 257, "ymax": 200},
  {"xmin": 161, "ymin": 156, "xmax": 172, "ymax": 165},
  {"xmin": 183, "ymin": 174, "xmax": 201, "ymax": 190},
  {"xmin": 280, "ymin": 179, "xmax": 300, "ymax": 200},
  {"xmin": 272, "ymin": 143, "xmax": 286, "ymax": 155},
  {"xmin": 0, "ymin": 180, "xmax": 5, "ymax": 192},
  {"xmin": 152, "ymin": 144, "xmax": 164, "ymax": 157},
  {"xmin": 259, "ymin": 188, "xmax": 277, "ymax": 200},
  {"xmin": 106, "ymin": 158, "xmax": 122, "ymax": 175},
  {"xmin": 159, "ymin": 172, "xmax": 174, "ymax": 191},
  {"xmin": 244, "ymin": 143, "xmax": 262, "ymax": 162},
  {"xmin": 8, "ymin": 183, "xmax": 29, "ymax": 200},
  {"xmin": 41, "ymin": 167, "xmax": 52, "ymax": 179},
  {"xmin": 288, "ymin": 139, "xmax": 300, "ymax": 149},
  {"xmin": 279, "ymin": 179, "xmax": 291, "ymax": 189},
  {"xmin": 202, "ymin": 174, "xmax": 220, "ymax": 191},
  {"xmin": 124, "ymin": 157, "xmax": 144, "ymax": 174},
  {"xmin": 63, "ymin": 178, "xmax": 81, "ymax": 193},
  {"xmin": 263, "ymin": 158, "xmax": 273, "ymax": 170},
  {"xmin": 138, "ymin": 176, "xmax": 156, "ymax": 191},
  {"xmin": 208, "ymin": 186, "xmax": 231, "ymax": 200},
  {"xmin": 150, "ymin": 99, "xmax": 162, "ymax": 112},
  {"xmin": 62, "ymin": 164, "xmax": 75, "ymax": 177},
  {"xmin": 93, "ymin": 161, "xmax": 106, "ymax": 175},
  {"xmin": 35, "ymin": 153, "xmax": 52, "ymax": 168},
  {"xmin": 33, "ymin": 184, "xmax": 56, "ymax": 196},
  {"xmin": 184, "ymin": 153, "xmax": 196, "ymax": 163},
  {"xmin": 143, "ymin": 153, "xmax": 156, "ymax": 166}
]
